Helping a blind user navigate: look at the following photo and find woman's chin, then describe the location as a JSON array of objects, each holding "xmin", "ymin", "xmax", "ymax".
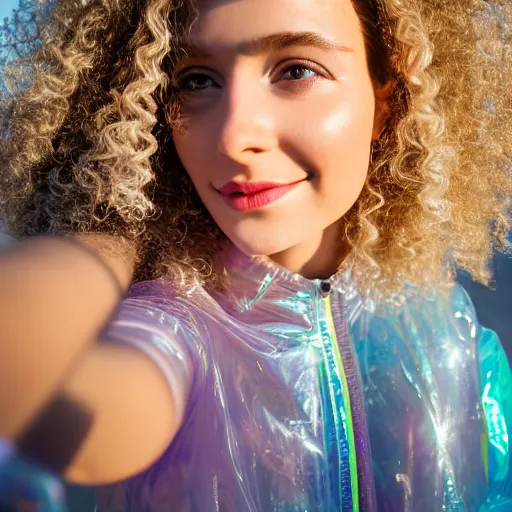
[{"xmin": 228, "ymin": 235, "xmax": 299, "ymax": 261}]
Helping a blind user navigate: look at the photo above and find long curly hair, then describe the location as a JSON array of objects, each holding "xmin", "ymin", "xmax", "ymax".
[{"xmin": 0, "ymin": 0, "xmax": 510, "ymax": 293}]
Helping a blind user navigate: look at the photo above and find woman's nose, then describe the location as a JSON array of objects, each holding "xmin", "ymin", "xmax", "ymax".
[{"xmin": 217, "ymin": 77, "xmax": 276, "ymax": 164}]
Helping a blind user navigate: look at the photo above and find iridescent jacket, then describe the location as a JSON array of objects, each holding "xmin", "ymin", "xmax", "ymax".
[
  {"xmin": 95, "ymin": 248, "xmax": 511, "ymax": 511},
  {"xmin": 2, "ymin": 248, "xmax": 509, "ymax": 511}
]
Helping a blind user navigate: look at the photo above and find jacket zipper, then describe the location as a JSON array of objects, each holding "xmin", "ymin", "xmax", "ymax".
[{"xmin": 318, "ymin": 279, "xmax": 360, "ymax": 512}]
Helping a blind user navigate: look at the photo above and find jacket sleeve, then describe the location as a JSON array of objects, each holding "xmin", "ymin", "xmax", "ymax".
[
  {"xmin": 95, "ymin": 296, "xmax": 197, "ymax": 512},
  {"xmin": 478, "ymin": 325, "xmax": 512, "ymax": 510}
]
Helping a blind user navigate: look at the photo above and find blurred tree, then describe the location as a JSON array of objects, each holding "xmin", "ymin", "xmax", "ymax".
[{"xmin": 0, "ymin": 0, "xmax": 45, "ymax": 63}]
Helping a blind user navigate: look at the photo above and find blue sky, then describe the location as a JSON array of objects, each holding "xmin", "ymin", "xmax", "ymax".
[{"xmin": 0, "ymin": 0, "xmax": 20, "ymax": 21}]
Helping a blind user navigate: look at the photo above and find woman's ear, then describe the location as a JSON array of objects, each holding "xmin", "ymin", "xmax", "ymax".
[{"xmin": 372, "ymin": 81, "xmax": 393, "ymax": 141}]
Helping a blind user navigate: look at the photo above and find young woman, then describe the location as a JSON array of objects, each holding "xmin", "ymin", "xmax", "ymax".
[{"xmin": 0, "ymin": 0, "xmax": 511, "ymax": 510}]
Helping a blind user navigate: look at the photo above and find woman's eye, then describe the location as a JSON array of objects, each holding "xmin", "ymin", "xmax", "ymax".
[
  {"xmin": 280, "ymin": 65, "xmax": 318, "ymax": 81},
  {"xmin": 177, "ymin": 73, "xmax": 218, "ymax": 92}
]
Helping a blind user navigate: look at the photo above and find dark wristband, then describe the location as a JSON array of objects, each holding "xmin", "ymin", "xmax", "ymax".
[{"xmin": 16, "ymin": 393, "xmax": 94, "ymax": 474}]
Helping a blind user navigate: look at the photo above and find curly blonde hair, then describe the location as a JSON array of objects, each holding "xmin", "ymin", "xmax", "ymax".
[{"xmin": 0, "ymin": 0, "xmax": 510, "ymax": 293}]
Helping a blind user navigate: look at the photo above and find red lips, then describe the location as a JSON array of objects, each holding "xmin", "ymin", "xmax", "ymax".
[
  {"xmin": 217, "ymin": 179, "xmax": 304, "ymax": 212},
  {"xmin": 218, "ymin": 181, "xmax": 290, "ymax": 196}
]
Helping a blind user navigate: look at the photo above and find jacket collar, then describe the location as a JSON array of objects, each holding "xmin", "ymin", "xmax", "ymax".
[{"xmin": 211, "ymin": 244, "xmax": 359, "ymax": 327}]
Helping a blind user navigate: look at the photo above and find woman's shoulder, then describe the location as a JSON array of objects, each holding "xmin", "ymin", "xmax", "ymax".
[
  {"xmin": 379, "ymin": 281, "xmax": 477, "ymax": 322},
  {"xmin": 117, "ymin": 277, "xmax": 222, "ymax": 335},
  {"xmin": 126, "ymin": 277, "xmax": 179, "ymax": 302},
  {"xmin": 355, "ymin": 281, "xmax": 483, "ymax": 350},
  {"xmin": 124, "ymin": 277, "xmax": 204, "ymax": 313}
]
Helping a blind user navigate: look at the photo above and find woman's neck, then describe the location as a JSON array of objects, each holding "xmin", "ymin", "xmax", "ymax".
[{"xmin": 268, "ymin": 221, "xmax": 346, "ymax": 280}]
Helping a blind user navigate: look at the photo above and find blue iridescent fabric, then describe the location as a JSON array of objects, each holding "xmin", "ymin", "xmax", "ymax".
[{"xmin": 0, "ymin": 446, "xmax": 66, "ymax": 511}]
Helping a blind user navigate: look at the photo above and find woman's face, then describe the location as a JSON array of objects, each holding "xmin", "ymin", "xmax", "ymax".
[{"xmin": 173, "ymin": 0, "xmax": 383, "ymax": 263}]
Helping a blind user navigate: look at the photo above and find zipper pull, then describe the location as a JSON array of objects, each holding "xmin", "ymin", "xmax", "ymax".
[{"xmin": 319, "ymin": 279, "xmax": 332, "ymax": 298}]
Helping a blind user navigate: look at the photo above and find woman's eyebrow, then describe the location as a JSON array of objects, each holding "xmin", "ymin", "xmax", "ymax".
[
  {"xmin": 239, "ymin": 31, "xmax": 354, "ymax": 55},
  {"xmin": 180, "ymin": 31, "xmax": 354, "ymax": 59}
]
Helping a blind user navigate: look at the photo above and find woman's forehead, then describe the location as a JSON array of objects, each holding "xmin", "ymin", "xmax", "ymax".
[{"xmin": 190, "ymin": 0, "xmax": 366, "ymax": 54}]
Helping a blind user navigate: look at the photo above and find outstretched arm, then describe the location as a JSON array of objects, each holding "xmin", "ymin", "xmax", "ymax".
[
  {"xmin": 0, "ymin": 235, "xmax": 132, "ymax": 441},
  {"xmin": 62, "ymin": 341, "xmax": 181, "ymax": 485},
  {"xmin": 1, "ymin": 236, "xmax": 187, "ymax": 485}
]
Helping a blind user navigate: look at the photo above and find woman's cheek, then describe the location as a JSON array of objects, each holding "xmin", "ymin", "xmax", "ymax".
[
  {"xmin": 309, "ymin": 98, "xmax": 373, "ymax": 208},
  {"xmin": 296, "ymin": 95, "xmax": 373, "ymax": 169},
  {"xmin": 173, "ymin": 124, "xmax": 210, "ymax": 184}
]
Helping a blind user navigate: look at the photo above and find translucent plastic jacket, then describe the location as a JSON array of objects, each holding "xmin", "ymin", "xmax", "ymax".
[
  {"xmin": 2, "ymin": 248, "xmax": 509, "ymax": 511},
  {"xmin": 95, "ymin": 247, "xmax": 511, "ymax": 511}
]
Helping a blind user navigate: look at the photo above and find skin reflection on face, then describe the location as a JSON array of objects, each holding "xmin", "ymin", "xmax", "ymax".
[{"xmin": 173, "ymin": 0, "xmax": 381, "ymax": 278}]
